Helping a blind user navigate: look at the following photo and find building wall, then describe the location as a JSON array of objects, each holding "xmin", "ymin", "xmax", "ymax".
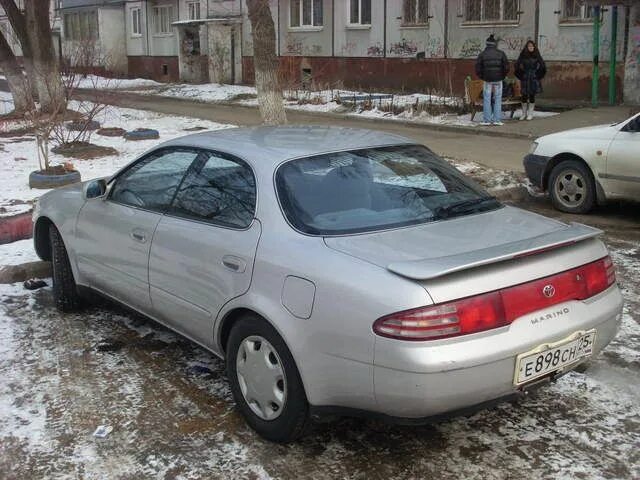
[
  {"xmin": 125, "ymin": 1, "xmax": 147, "ymax": 56},
  {"xmin": 148, "ymin": 0, "xmax": 179, "ymax": 56},
  {"xmin": 99, "ymin": 7, "xmax": 127, "ymax": 74},
  {"xmin": 623, "ymin": 3, "xmax": 640, "ymax": 105},
  {"xmin": 447, "ymin": 0, "xmax": 535, "ymax": 59}
]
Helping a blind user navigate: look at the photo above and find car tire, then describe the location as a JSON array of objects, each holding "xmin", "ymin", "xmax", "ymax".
[
  {"xmin": 226, "ymin": 314, "xmax": 310, "ymax": 443},
  {"xmin": 49, "ymin": 225, "xmax": 81, "ymax": 312},
  {"xmin": 548, "ymin": 160, "xmax": 596, "ymax": 214}
]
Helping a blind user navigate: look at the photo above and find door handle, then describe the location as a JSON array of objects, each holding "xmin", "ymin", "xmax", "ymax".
[
  {"xmin": 130, "ymin": 229, "xmax": 147, "ymax": 243},
  {"xmin": 222, "ymin": 255, "xmax": 247, "ymax": 273}
]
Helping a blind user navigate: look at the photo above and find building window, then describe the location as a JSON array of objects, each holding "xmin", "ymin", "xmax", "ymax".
[
  {"xmin": 153, "ymin": 5, "xmax": 173, "ymax": 35},
  {"xmin": 63, "ymin": 11, "xmax": 99, "ymax": 40},
  {"xmin": 464, "ymin": 0, "xmax": 519, "ymax": 23},
  {"xmin": 290, "ymin": 0, "xmax": 323, "ymax": 27},
  {"xmin": 187, "ymin": 1, "xmax": 201, "ymax": 20},
  {"xmin": 403, "ymin": 0, "xmax": 428, "ymax": 26},
  {"xmin": 349, "ymin": 0, "xmax": 371, "ymax": 25},
  {"xmin": 131, "ymin": 8, "xmax": 142, "ymax": 36},
  {"xmin": 561, "ymin": 0, "xmax": 593, "ymax": 22}
]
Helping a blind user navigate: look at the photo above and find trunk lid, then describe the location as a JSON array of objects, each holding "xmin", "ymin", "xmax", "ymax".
[{"xmin": 323, "ymin": 206, "xmax": 601, "ymax": 280}]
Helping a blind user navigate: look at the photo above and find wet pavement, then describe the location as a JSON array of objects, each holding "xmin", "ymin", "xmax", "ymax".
[{"xmin": 1, "ymin": 202, "xmax": 639, "ymax": 480}]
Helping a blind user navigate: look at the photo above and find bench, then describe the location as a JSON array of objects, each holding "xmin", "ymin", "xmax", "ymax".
[{"xmin": 465, "ymin": 78, "xmax": 521, "ymax": 121}]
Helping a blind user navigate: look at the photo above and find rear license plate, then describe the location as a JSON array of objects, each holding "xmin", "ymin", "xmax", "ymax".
[{"xmin": 514, "ymin": 329, "xmax": 597, "ymax": 386}]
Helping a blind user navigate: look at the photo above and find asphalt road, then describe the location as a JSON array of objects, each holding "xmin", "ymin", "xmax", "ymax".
[{"xmin": 79, "ymin": 89, "xmax": 534, "ymax": 172}]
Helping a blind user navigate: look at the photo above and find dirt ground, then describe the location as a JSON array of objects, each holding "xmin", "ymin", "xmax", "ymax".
[{"xmin": 0, "ymin": 193, "xmax": 638, "ymax": 480}]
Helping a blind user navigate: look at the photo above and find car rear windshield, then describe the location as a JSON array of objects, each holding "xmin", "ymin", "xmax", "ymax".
[{"xmin": 275, "ymin": 144, "xmax": 502, "ymax": 235}]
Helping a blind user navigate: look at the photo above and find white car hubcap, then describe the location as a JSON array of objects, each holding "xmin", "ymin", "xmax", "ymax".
[
  {"xmin": 555, "ymin": 170, "xmax": 587, "ymax": 208},
  {"xmin": 236, "ymin": 336, "xmax": 287, "ymax": 421}
]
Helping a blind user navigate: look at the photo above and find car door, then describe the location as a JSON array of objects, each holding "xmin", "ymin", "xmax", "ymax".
[
  {"xmin": 148, "ymin": 149, "xmax": 261, "ymax": 348},
  {"xmin": 74, "ymin": 147, "xmax": 199, "ymax": 313},
  {"xmin": 605, "ymin": 116, "xmax": 640, "ymax": 198}
]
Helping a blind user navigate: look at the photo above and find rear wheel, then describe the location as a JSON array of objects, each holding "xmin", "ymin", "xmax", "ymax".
[
  {"xmin": 49, "ymin": 225, "xmax": 81, "ymax": 312},
  {"xmin": 548, "ymin": 160, "xmax": 596, "ymax": 214},
  {"xmin": 226, "ymin": 314, "xmax": 309, "ymax": 443}
]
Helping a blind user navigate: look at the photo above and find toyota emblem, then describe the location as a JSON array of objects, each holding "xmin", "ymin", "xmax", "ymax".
[{"xmin": 542, "ymin": 285, "xmax": 556, "ymax": 298}]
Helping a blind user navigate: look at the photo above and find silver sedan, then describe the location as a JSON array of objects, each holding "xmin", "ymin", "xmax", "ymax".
[{"xmin": 33, "ymin": 126, "xmax": 623, "ymax": 442}]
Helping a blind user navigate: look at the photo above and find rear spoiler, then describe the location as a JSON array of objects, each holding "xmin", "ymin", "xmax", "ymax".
[{"xmin": 387, "ymin": 223, "xmax": 602, "ymax": 281}]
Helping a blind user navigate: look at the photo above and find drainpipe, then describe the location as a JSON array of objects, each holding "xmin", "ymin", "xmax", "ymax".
[
  {"xmin": 608, "ymin": 5, "xmax": 617, "ymax": 105},
  {"xmin": 331, "ymin": 0, "xmax": 335, "ymax": 57},
  {"xmin": 591, "ymin": 6, "xmax": 601, "ymax": 107},
  {"xmin": 443, "ymin": 0, "xmax": 448, "ymax": 58},
  {"xmin": 383, "ymin": 0, "xmax": 386, "ymax": 57}
]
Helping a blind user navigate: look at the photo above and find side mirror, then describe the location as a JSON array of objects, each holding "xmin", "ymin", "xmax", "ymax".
[{"xmin": 84, "ymin": 179, "xmax": 107, "ymax": 199}]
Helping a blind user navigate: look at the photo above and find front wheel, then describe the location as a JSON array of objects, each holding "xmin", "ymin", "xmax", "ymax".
[
  {"xmin": 226, "ymin": 314, "xmax": 309, "ymax": 442},
  {"xmin": 49, "ymin": 225, "xmax": 81, "ymax": 312},
  {"xmin": 548, "ymin": 160, "xmax": 596, "ymax": 214}
]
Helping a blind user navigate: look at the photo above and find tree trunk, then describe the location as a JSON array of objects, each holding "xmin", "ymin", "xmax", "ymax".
[
  {"xmin": 0, "ymin": 31, "xmax": 34, "ymax": 114},
  {"xmin": 0, "ymin": 0, "xmax": 38, "ymax": 100},
  {"xmin": 624, "ymin": 5, "xmax": 640, "ymax": 105},
  {"xmin": 24, "ymin": 0, "xmax": 65, "ymax": 113},
  {"xmin": 246, "ymin": 0, "xmax": 286, "ymax": 125}
]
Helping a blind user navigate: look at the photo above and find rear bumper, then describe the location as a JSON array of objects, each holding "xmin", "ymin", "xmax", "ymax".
[
  {"xmin": 371, "ymin": 285, "xmax": 623, "ymax": 419},
  {"xmin": 523, "ymin": 153, "xmax": 551, "ymax": 189}
]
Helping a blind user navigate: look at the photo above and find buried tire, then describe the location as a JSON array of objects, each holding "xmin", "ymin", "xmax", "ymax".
[
  {"xmin": 548, "ymin": 160, "xmax": 596, "ymax": 214},
  {"xmin": 49, "ymin": 225, "xmax": 81, "ymax": 312},
  {"xmin": 226, "ymin": 314, "xmax": 310, "ymax": 443}
]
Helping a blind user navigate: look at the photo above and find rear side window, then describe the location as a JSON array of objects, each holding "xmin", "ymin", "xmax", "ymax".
[
  {"xmin": 168, "ymin": 151, "xmax": 256, "ymax": 228},
  {"xmin": 110, "ymin": 148, "xmax": 198, "ymax": 212},
  {"xmin": 276, "ymin": 144, "xmax": 499, "ymax": 235}
]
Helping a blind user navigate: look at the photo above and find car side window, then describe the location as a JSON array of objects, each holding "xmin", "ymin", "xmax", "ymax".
[
  {"xmin": 168, "ymin": 150, "xmax": 256, "ymax": 228},
  {"xmin": 109, "ymin": 148, "xmax": 199, "ymax": 212}
]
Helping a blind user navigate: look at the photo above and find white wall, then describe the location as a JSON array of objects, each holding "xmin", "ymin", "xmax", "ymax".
[
  {"xmin": 148, "ymin": 0, "xmax": 179, "ymax": 56},
  {"xmin": 126, "ymin": 1, "xmax": 147, "ymax": 56},
  {"xmin": 99, "ymin": 7, "xmax": 127, "ymax": 73},
  {"xmin": 538, "ymin": 0, "xmax": 625, "ymax": 62}
]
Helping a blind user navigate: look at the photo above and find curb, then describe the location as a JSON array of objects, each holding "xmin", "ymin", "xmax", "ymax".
[
  {"xmin": 0, "ymin": 211, "xmax": 33, "ymax": 245},
  {"xmin": 0, "ymin": 261, "xmax": 51, "ymax": 284}
]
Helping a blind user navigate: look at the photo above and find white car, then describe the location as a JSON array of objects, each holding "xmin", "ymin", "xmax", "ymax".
[{"xmin": 524, "ymin": 112, "xmax": 640, "ymax": 213}]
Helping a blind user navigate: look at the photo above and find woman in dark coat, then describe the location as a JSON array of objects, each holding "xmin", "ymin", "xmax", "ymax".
[{"xmin": 515, "ymin": 40, "xmax": 546, "ymax": 120}]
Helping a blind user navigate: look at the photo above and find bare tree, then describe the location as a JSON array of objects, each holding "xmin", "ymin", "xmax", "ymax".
[
  {"xmin": 0, "ymin": 30, "xmax": 34, "ymax": 114},
  {"xmin": 24, "ymin": 0, "xmax": 65, "ymax": 112},
  {"xmin": 0, "ymin": 0, "xmax": 65, "ymax": 112},
  {"xmin": 0, "ymin": 0, "xmax": 38, "ymax": 100},
  {"xmin": 246, "ymin": 0, "xmax": 286, "ymax": 125}
]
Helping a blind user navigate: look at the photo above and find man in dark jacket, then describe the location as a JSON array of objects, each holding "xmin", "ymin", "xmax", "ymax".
[{"xmin": 475, "ymin": 34, "xmax": 509, "ymax": 126}]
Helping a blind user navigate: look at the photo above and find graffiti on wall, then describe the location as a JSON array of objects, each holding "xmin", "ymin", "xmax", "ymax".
[
  {"xmin": 284, "ymin": 34, "xmax": 323, "ymax": 56},
  {"xmin": 367, "ymin": 42, "xmax": 384, "ymax": 57},
  {"xmin": 388, "ymin": 38, "xmax": 419, "ymax": 56},
  {"xmin": 453, "ymin": 33, "xmax": 623, "ymax": 60},
  {"xmin": 459, "ymin": 38, "xmax": 483, "ymax": 58},
  {"xmin": 340, "ymin": 41, "xmax": 357, "ymax": 55}
]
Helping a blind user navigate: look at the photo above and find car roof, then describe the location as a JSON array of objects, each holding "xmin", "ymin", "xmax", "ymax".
[{"xmin": 158, "ymin": 125, "xmax": 414, "ymax": 172}]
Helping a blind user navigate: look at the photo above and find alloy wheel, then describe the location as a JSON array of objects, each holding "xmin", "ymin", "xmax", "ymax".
[{"xmin": 553, "ymin": 169, "xmax": 587, "ymax": 209}]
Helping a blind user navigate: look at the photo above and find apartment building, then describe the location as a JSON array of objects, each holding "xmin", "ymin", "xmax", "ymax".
[{"xmin": 3, "ymin": 1, "xmax": 630, "ymax": 100}]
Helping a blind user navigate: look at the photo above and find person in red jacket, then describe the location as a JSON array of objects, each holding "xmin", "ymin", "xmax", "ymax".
[{"xmin": 475, "ymin": 34, "xmax": 510, "ymax": 126}]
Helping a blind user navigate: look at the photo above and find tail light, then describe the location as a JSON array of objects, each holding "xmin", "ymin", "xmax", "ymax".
[{"xmin": 373, "ymin": 256, "xmax": 616, "ymax": 341}]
